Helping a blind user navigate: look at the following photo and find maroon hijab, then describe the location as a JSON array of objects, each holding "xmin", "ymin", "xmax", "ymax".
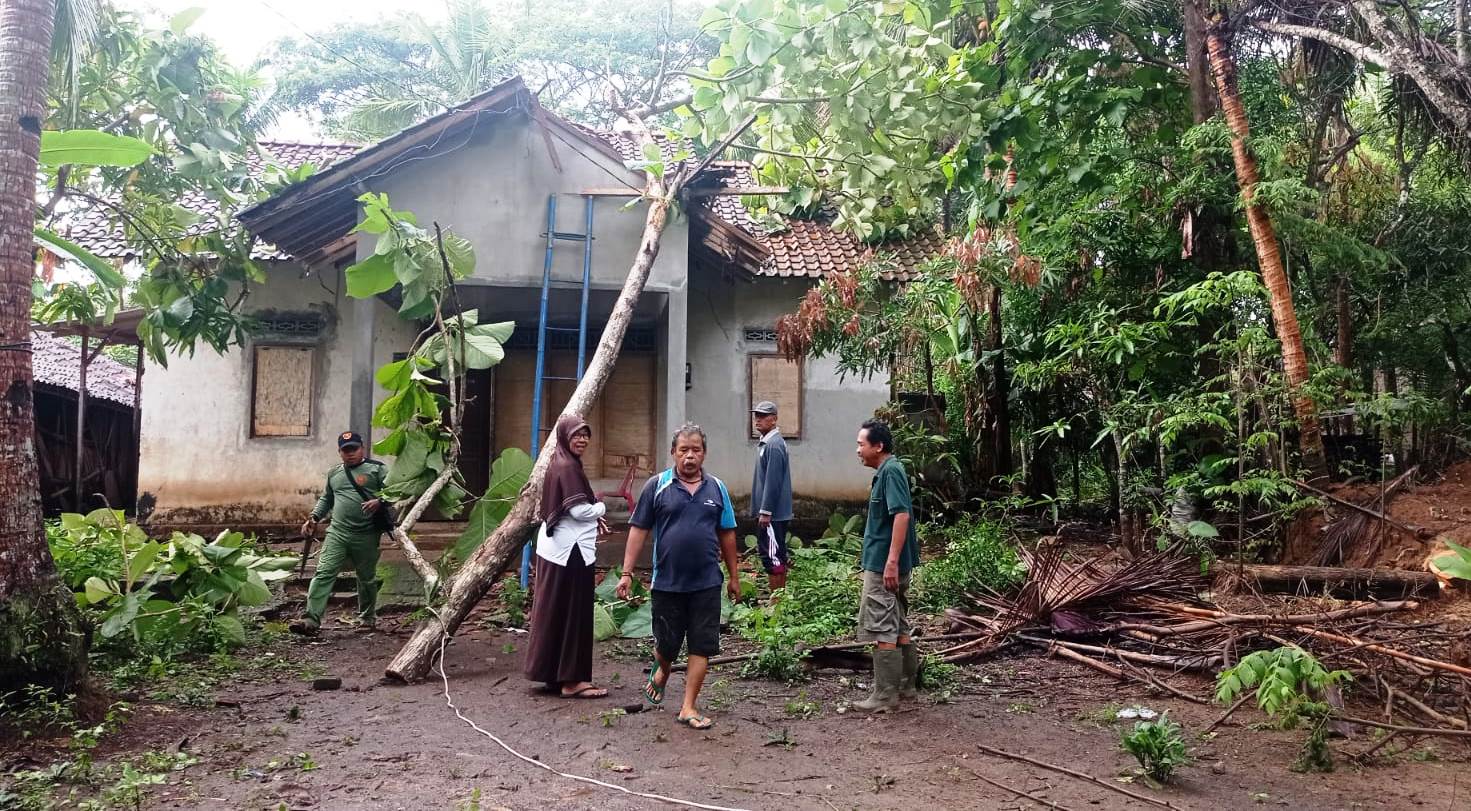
[{"xmin": 540, "ymin": 415, "xmax": 597, "ymax": 532}]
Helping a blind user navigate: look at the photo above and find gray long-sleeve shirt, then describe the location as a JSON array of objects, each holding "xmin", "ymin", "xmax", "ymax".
[{"xmin": 750, "ymin": 428, "xmax": 793, "ymax": 522}]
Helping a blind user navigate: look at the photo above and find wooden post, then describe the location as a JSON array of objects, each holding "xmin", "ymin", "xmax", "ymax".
[
  {"xmin": 131, "ymin": 342, "xmax": 142, "ymax": 514},
  {"xmin": 74, "ymin": 326, "xmax": 87, "ymax": 511}
]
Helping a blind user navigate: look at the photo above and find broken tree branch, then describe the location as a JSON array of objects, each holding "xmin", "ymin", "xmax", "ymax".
[
  {"xmin": 1292, "ymin": 478, "xmax": 1431, "ymax": 538},
  {"xmin": 954, "ymin": 760, "xmax": 1076, "ymax": 811},
  {"xmin": 1294, "ymin": 627, "xmax": 1471, "ymax": 680},
  {"xmin": 1337, "ymin": 715, "xmax": 1471, "ymax": 739},
  {"xmin": 1206, "ymin": 693, "xmax": 1254, "ymax": 733},
  {"xmin": 975, "ymin": 744, "xmax": 1181, "ymax": 810}
]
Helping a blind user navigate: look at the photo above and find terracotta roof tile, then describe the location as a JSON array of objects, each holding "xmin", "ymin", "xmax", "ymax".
[
  {"xmin": 695, "ymin": 162, "xmax": 941, "ymax": 280},
  {"xmin": 30, "ymin": 329, "xmax": 136, "ymax": 406}
]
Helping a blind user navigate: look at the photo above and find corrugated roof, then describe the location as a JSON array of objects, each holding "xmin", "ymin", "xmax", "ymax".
[
  {"xmin": 56, "ymin": 141, "xmax": 362, "ymax": 261},
  {"xmin": 30, "ymin": 329, "xmax": 136, "ymax": 406}
]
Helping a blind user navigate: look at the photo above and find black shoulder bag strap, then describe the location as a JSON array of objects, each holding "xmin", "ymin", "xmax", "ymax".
[{"xmin": 344, "ymin": 461, "xmax": 396, "ymax": 533}]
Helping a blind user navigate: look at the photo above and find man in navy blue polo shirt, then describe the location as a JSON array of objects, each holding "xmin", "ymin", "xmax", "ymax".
[{"xmin": 617, "ymin": 423, "xmax": 742, "ymax": 730}]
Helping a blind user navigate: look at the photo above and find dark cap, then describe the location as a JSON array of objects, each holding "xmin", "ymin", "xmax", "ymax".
[
  {"xmin": 337, "ymin": 431, "xmax": 364, "ymax": 449},
  {"xmin": 751, "ymin": 400, "xmax": 778, "ymax": 416}
]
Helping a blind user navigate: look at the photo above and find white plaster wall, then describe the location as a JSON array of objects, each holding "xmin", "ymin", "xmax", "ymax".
[
  {"xmin": 685, "ymin": 271, "xmax": 889, "ymax": 502},
  {"xmin": 138, "ymin": 264, "xmax": 416, "ymax": 524},
  {"xmin": 365, "ymin": 115, "xmax": 688, "ymax": 295}
]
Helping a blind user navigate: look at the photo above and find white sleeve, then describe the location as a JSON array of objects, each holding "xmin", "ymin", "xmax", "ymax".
[{"xmin": 566, "ymin": 501, "xmax": 606, "ymax": 520}]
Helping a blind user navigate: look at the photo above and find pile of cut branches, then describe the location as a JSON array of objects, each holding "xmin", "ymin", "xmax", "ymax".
[{"xmin": 931, "ymin": 545, "xmax": 1471, "ymax": 744}]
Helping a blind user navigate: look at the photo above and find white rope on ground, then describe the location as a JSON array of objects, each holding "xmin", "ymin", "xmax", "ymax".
[{"xmin": 429, "ymin": 612, "xmax": 754, "ymax": 811}]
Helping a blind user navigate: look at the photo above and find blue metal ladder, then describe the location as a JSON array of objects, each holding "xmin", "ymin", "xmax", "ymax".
[{"xmin": 522, "ymin": 194, "xmax": 595, "ymax": 586}]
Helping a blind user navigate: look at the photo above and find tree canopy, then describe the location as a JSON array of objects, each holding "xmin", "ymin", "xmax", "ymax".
[{"xmin": 264, "ymin": 0, "xmax": 715, "ymax": 139}]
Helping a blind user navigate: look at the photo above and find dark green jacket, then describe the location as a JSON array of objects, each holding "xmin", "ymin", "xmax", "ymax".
[{"xmin": 311, "ymin": 460, "xmax": 389, "ymax": 536}]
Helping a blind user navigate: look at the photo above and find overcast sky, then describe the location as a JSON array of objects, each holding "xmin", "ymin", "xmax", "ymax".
[
  {"xmin": 120, "ymin": 1, "xmax": 438, "ymax": 65},
  {"xmin": 119, "ymin": 1, "xmax": 448, "ymax": 138}
]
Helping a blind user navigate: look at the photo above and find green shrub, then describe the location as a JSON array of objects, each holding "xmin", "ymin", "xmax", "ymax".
[
  {"xmin": 45, "ymin": 513, "xmax": 127, "ymax": 591},
  {"xmin": 47, "ymin": 510, "xmax": 295, "ymax": 657},
  {"xmin": 732, "ymin": 520, "xmax": 864, "ymax": 681},
  {"xmin": 1215, "ymin": 645, "xmax": 1352, "ymax": 772},
  {"xmin": 1120, "ymin": 714, "xmax": 1190, "ymax": 783},
  {"xmin": 912, "ymin": 517, "xmax": 1023, "ymax": 610}
]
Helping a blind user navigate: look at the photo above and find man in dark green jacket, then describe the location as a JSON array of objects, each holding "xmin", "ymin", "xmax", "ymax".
[{"xmin": 291, "ymin": 431, "xmax": 389, "ymax": 636}]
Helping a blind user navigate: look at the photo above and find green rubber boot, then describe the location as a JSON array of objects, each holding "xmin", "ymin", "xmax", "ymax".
[
  {"xmin": 899, "ymin": 643, "xmax": 920, "ymax": 701},
  {"xmin": 854, "ymin": 648, "xmax": 902, "ymax": 713}
]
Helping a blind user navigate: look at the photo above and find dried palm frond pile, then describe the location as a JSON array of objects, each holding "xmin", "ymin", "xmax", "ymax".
[{"xmin": 926, "ymin": 544, "xmax": 1471, "ymax": 743}]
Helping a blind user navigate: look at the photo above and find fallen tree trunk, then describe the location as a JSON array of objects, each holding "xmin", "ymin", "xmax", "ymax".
[
  {"xmin": 385, "ymin": 194, "xmax": 673, "ymax": 682},
  {"xmin": 1215, "ymin": 563, "xmax": 1439, "ymax": 599},
  {"xmin": 384, "ymin": 109, "xmax": 758, "ymax": 682}
]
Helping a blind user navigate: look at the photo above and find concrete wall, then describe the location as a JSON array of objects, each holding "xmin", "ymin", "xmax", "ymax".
[
  {"xmin": 685, "ymin": 270, "xmax": 890, "ymax": 502},
  {"xmin": 364, "ymin": 114, "xmax": 687, "ymax": 295},
  {"xmin": 138, "ymin": 264, "xmax": 416, "ymax": 525},
  {"xmin": 356, "ymin": 113, "xmax": 690, "ymax": 466}
]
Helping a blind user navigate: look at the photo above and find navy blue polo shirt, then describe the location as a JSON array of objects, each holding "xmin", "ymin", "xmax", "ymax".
[{"xmin": 629, "ymin": 468, "xmax": 737, "ymax": 593}]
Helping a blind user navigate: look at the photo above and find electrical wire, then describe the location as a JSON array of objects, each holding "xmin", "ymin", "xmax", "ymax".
[{"xmin": 429, "ymin": 610, "xmax": 753, "ymax": 811}]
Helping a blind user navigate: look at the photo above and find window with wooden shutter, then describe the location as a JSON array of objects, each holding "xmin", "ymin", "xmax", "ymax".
[
  {"xmin": 748, "ymin": 354, "xmax": 803, "ymax": 439},
  {"xmin": 251, "ymin": 345, "xmax": 314, "ymax": 437}
]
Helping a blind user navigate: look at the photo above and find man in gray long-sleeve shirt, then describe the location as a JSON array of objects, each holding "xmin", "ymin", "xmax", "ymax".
[{"xmin": 750, "ymin": 401, "xmax": 794, "ymax": 591}]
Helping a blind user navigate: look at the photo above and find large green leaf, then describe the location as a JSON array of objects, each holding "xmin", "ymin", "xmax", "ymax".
[
  {"xmin": 386, "ymin": 428, "xmax": 433, "ymax": 485},
  {"xmin": 236, "ymin": 572, "xmax": 272, "ymax": 607},
  {"xmin": 211, "ymin": 614, "xmax": 247, "ymax": 646},
  {"xmin": 619, "ymin": 601, "xmax": 653, "ymax": 638},
  {"xmin": 1432, "ymin": 540, "xmax": 1471, "ymax": 581},
  {"xmin": 477, "ymin": 321, "xmax": 516, "ymax": 344},
  {"xmin": 376, "ymin": 359, "xmax": 414, "ymax": 391},
  {"xmin": 34, "ymin": 227, "xmax": 126, "ymax": 288},
  {"xmin": 170, "ymin": 7, "xmax": 206, "ymax": 35},
  {"xmin": 126, "ymin": 541, "xmax": 162, "ymax": 583},
  {"xmin": 451, "ymin": 448, "xmax": 532, "ymax": 563},
  {"xmin": 83, "ymin": 576, "xmax": 116, "ymax": 605},
  {"xmin": 439, "ymin": 231, "xmax": 476, "ymax": 278},
  {"xmin": 592, "ymin": 603, "xmax": 620, "ymax": 642},
  {"xmin": 39, "ymin": 130, "xmax": 153, "ymax": 167},
  {"xmin": 458, "ymin": 329, "xmax": 506, "ymax": 369},
  {"xmin": 100, "ymin": 591, "xmax": 143, "ymax": 638},
  {"xmin": 345, "ymin": 253, "xmax": 397, "ymax": 298},
  {"xmin": 595, "ymin": 567, "xmax": 624, "ymax": 603}
]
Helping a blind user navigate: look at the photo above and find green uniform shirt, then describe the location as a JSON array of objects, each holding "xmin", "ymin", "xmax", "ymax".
[
  {"xmin": 861, "ymin": 456, "xmax": 921, "ymax": 575},
  {"xmin": 311, "ymin": 460, "xmax": 389, "ymax": 535}
]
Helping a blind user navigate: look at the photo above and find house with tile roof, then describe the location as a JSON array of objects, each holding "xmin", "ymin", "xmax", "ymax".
[{"xmin": 65, "ymin": 75, "xmax": 938, "ymax": 527}]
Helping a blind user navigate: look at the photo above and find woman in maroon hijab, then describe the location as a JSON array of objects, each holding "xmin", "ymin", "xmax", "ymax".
[{"xmin": 523, "ymin": 415, "xmax": 609, "ymax": 697}]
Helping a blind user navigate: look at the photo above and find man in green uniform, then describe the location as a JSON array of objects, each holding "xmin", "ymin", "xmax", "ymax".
[
  {"xmin": 852, "ymin": 419, "xmax": 921, "ymax": 712},
  {"xmin": 290, "ymin": 431, "xmax": 389, "ymax": 636}
]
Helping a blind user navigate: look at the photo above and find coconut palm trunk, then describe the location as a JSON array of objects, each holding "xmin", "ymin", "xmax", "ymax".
[
  {"xmin": 0, "ymin": 0, "xmax": 90, "ymax": 694},
  {"xmin": 1205, "ymin": 10, "xmax": 1330, "ymax": 482}
]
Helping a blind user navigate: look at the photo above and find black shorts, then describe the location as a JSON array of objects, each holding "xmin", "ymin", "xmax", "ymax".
[
  {"xmin": 756, "ymin": 521, "xmax": 790, "ymax": 574},
  {"xmin": 651, "ymin": 585, "xmax": 722, "ymax": 661}
]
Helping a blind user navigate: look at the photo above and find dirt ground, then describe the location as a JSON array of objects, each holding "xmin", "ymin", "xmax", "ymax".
[
  {"xmin": 9, "ymin": 598, "xmax": 1469, "ymax": 811},
  {"xmin": 1285, "ymin": 460, "xmax": 1471, "ymax": 572},
  {"xmin": 13, "ymin": 465, "xmax": 1471, "ymax": 811}
]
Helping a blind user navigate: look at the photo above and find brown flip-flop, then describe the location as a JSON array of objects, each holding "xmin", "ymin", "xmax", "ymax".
[{"xmin": 561, "ymin": 685, "xmax": 609, "ymax": 699}]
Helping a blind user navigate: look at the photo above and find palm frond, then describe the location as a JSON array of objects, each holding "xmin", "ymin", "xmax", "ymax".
[{"xmin": 343, "ymin": 94, "xmax": 446, "ymax": 141}]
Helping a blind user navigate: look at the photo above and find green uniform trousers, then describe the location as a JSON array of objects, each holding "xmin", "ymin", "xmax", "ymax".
[{"xmin": 305, "ymin": 530, "xmax": 382, "ymax": 625}]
